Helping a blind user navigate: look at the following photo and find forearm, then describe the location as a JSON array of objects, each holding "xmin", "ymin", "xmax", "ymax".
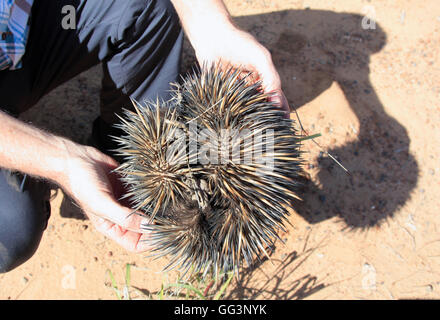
[
  {"xmin": 170, "ymin": 0, "xmax": 236, "ymax": 51},
  {"xmin": 0, "ymin": 110, "xmax": 72, "ymax": 183}
]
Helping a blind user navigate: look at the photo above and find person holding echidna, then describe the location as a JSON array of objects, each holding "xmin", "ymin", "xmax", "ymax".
[{"xmin": 0, "ymin": 0, "xmax": 300, "ymax": 274}]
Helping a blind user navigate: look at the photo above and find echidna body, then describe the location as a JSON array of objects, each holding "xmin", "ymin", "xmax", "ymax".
[{"xmin": 114, "ymin": 65, "xmax": 303, "ymax": 275}]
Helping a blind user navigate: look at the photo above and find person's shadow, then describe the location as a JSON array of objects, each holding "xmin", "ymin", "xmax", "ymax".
[
  {"xmin": 228, "ymin": 9, "xmax": 418, "ymax": 229},
  {"xmin": 212, "ymin": 9, "xmax": 419, "ymax": 299}
]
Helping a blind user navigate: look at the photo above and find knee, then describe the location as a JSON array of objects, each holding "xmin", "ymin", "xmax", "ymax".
[
  {"xmin": 118, "ymin": 0, "xmax": 182, "ymax": 43},
  {"xmin": 108, "ymin": 0, "xmax": 183, "ymax": 102},
  {"xmin": 0, "ymin": 171, "xmax": 50, "ymax": 273},
  {"xmin": 147, "ymin": 0, "xmax": 181, "ymax": 24}
]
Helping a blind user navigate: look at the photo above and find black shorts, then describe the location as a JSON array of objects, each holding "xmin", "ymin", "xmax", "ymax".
[{"xmin": 0, "ymin": 0, "xmax": 183, "ymax": 273}]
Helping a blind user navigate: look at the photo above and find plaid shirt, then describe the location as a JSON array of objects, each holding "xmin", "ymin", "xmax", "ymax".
[{"xmin": 0, "ymin": 0, "xmax": 33, "ymax": 70}]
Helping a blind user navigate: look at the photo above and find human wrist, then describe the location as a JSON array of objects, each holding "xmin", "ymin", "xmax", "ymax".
[{"xmin": 38, "ymin": 136, "xmax": 78, "ymax": 186}]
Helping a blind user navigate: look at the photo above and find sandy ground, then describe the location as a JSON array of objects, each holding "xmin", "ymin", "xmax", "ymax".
[{"xmin": 1, "ymin": 0, "xmax": 439, "ymax": 300}]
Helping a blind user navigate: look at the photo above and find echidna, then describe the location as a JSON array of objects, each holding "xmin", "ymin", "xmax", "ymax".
[{"xmin": 113, "ymin": 64, "xmax": 303, "ymax": 276}]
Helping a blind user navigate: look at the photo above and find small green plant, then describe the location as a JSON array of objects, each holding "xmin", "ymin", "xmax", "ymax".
[
  {"xmin": 164, "ymin": 271, "xmax": 234, "ymax": 300},
  {"xmin": 106, "ymin": 263, "xmax": 134, "ymax": 300},
  {"xmin": 106, "ymin": 264, "xmax": 234, "ymax": 300},
  {"xmin": 296, "ymin": 132, "xmax": 322, "ymax": 142}
]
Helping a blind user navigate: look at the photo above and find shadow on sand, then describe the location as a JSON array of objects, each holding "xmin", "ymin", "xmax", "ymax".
[
  {"xmin": 220, "ymin": 9, "xmax": 417, "ymax": 298},
  {"xmin": 229, "ymin": 9, "xmax": 418, "ymax": 230}
]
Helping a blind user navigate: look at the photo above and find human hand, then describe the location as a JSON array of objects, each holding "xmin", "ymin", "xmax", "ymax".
[
  {"xmin": 57, "ymin": 143, "xmax": 150, "ymax": 253},
  {"xmin": 192, "ymin": 25, "xmax": 290, "ymax": 116}
]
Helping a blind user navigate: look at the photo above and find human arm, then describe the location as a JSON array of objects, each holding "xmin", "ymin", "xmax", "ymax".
[
  {"xmin": 0, "ymin": 111, "xmax": 149, "ymax": 252},
  {"xmin": 170, "ymin": 0, "xmax": 290, "ymax": 113}
]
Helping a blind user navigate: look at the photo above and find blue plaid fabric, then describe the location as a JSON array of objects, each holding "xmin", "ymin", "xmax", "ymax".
[{"xmin": 0, "ymin": 0, "xmax": 33, "ymax": 70}]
